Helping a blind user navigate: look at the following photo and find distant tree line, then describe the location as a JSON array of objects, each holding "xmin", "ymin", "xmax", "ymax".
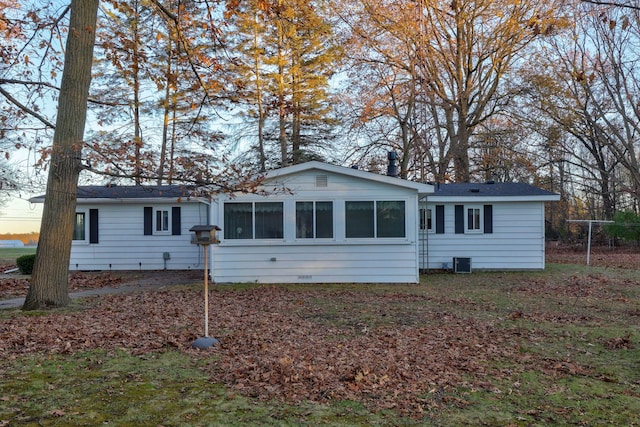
[{"xmin": 0, "ymin": 233, "xmax": 39, "ymax": 246}]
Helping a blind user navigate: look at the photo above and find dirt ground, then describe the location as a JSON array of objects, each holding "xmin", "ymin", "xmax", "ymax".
[{"xmin": 0, "ymin": 268, "xmax": 202, "ymax": 300}]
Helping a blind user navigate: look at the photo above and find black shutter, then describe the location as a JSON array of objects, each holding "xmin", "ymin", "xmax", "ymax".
[
  {"xmin": 172, "ymin": 206, "xmax": 181, "ymax": 235},
  {"xmin": 454, "ymin": 205, "xmax": 464, "ymax": 234},
  {"xmin": 144, "ymin": 207, "xmax": 153, "ymax": 235},
  {"xmin": 89, "ymin": 209, "xmax": 99, "ymax": 243},
  {"xmin": 435, "ymin": 205, "xmax": 445, "ymax": 234},
  {"xmin": 484, "ymin": 205, "xmax": 493, "ymax": 234}
]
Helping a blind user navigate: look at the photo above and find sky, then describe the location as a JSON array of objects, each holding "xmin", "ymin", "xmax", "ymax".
[{"xmin": 0, "ymin": 193, "xmax": 43, "ymax": 234}]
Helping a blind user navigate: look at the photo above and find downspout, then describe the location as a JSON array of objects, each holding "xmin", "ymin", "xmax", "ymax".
[
  {"xmin": 419, "ymin": 194, "xmax": 429, "ymax": 274},
  {"xmin": 425, "ymin": 195, "xmax": 429, "ymax": 272}
]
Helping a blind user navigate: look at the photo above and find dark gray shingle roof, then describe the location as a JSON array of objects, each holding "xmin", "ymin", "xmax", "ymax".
[
  {"xmin": 433, "ymin": 182, "xmax": 558, "ymax": 197},
  {"xmin": 76, "ymin": 185, "xmax": 197, "ymax": 199}
]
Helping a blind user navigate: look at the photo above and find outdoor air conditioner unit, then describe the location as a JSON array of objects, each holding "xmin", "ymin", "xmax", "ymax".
[{"xmin": 453, "ymin": 257, "xmax": 472, "ymax": 273}]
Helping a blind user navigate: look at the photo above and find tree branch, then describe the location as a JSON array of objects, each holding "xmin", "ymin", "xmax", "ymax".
[
  {"xmin": 0, "ymin": 86, "xmax": 56, "ymax": 129},
  {"xmin": 580, "ymin": 0, "xmax": 640, "ymax": 10}
]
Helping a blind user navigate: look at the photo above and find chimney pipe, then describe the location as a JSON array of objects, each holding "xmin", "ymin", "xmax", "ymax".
[{"xmin": 387, "ymin": 151, "xmax": 398, "ymax": 177}]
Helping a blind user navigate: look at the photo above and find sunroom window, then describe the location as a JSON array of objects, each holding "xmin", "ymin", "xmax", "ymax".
[
  {"xmin": 224, "ymin": 202, "xmax": 283, "ymax": 239},
  {"xmin": 345, "ymin": 200, "xmax": 405, "ymax": 238},
  {"xmin": 255, "ymin": 202, "xmax": 284, "ymax": 239},
  {"xmin": 296, "ymin": 201, "xmax": 333, "ymax": 239}
]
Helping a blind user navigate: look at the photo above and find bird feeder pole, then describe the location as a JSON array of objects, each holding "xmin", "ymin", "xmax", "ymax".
[{"xmin": 189, "ymin": 225, "xmax": 221, "ymax": 349}]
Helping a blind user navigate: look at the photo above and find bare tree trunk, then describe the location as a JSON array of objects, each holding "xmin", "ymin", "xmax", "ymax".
[
  {"xmin": 132, "ymin": 0, "xmax": 143, "ymax": 184},
  {"xmin": 276, "ymin": 0, "xmax": 288, "ymax": 166},
  {"xmin": 158, "ymin": 36, "xmax": 173, "ymax": 185},
  {"xmin": 253, "ymin": 12, "xmax": 266, "ymax": 172},
  {"xmin": 23, "ymin": 0, "xmax": 99, "ymax": 310}
]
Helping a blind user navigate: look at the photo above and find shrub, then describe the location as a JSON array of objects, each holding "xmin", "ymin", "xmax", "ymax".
[
  {"xmin": 605, "ymin": 210, "xmax": 640, "ymax": 247},
  {"xmin": 16, "ymin": 254, "xmax": 36, "ymax": 275}
]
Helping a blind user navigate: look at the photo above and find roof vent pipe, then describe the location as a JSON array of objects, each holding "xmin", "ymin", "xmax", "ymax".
[{"xmin": 387, "ymin": 151, "xmax": 399, "ymax": 177}]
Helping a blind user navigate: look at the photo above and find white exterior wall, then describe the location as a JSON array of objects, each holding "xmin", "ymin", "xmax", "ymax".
[
  {"xmin": 211, "ymin": 169, "xmax": 423, "ymax": 283},
  {"xmin": 419, "ymin": 201, "xmax": 547, "ymax": 270},
  {"xmin": 70, "ymin": 201, "xmax": 210, "ymax": 271}
]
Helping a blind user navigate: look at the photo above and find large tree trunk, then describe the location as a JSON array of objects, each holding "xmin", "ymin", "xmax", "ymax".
[{"xmin": 23, "ymin": 0, "xmax": 99, "ymax": 310}]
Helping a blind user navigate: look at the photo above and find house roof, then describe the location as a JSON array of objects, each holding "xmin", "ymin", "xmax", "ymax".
[
  {"xmin": 425, "ymin": 182, "xmax": 560, "ymax": 202},
  {"xmin": 263, "ymin": 161, "xmax": 435, "ymax": 194},
  {"xmin": 30, "ymin": 185, "xmax": 206, "ymax": 204}
]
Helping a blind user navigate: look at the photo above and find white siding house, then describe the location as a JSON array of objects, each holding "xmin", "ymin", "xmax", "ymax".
[
  {"xmin": 418, "ymin": 182, "xmax": 561, "ymax": 271},
  {"xmin": 32, "ymin": 186, "xmax": 211, "ymax": 271},
  {"xmin": 210, "ymin": 162, "xmax": 434, "ymax": 284},
  {"xmin": 31, "ymin": 162, "xmax": 560, "ymax": 281}
]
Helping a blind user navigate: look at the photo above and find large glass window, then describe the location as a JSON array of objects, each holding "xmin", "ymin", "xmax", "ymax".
[
  {"xmin": 296, "ymin": 201, "xmax": 333, "ymax": 239},
  {"xmin": 345, "ymin": 201, "xmax": 374, "ymax": 237},
  {"xmin": 255, "ymin": 202, "xmax": 283, "ymax": 239},
  {"xmin": 73, "ymin": 212, "xmax": 85, "ymax": 240},
  {"xmin": 346, "ymin": 201, "xmax": 405, "ymax": 238},
  {"xmin": 224, "ymin": 202, "xmax": 283, "ymax": 239},
  {"xmin": 377, "ymin": 201, "xmax": 405, "ymax": 237},
  {"xmin": 224, "ymin": 203, "xmax": 253, "ymax": 239}
]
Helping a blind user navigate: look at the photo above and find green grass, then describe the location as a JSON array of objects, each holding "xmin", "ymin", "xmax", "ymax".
[
  {"xmin": 1, "ymin": 263, "xmax": 639, "ymax": 426},
  {"xmin": 0, "ymin": 350, "xmax": 415, "ymax": 426},
  {"xmin": 0, "ymin": 247, "xmax": 36, "ymax": 264}
]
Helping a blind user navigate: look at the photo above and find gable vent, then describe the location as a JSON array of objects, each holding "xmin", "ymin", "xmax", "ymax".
[{"xmin": 316, "ymin": 175, "xmax": 328, "ymax": 187}]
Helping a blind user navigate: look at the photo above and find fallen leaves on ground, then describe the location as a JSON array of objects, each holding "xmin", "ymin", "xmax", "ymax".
[
  {"xmin": 0, "ymin": 286, "xmax": 525, "ymax": 416},
  {"xmin": 0, "ymin": 272, "xmax": 124, "ymax": 299},
  {"xmin": 6, "ymin": 278, "xmax": 634, "ymax": 417},
  {"xmin": 546, "ymin": 244, "xmax": 640, "ymax": 269},
  {"xmin": 0, "ymin": 248, "xmax": 638, "ymax": 418}
]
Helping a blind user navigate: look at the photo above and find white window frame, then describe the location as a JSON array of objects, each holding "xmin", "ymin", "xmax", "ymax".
[
  {"xmin": 465, "ymin": 205, "xmax": 483, "ymax": 233},
  {"xmin": 295, "ymin": 201, "xmax": 334, "ymax": 240},
  {"xmin": 72, "ymin": 210, "xmax": 88, "ymax": 242},
  {"xmin": 154, "ymin": 208, "xmax": 171, "ymax": 234},
  {"xmin": 345, "ymin": 200, "xmax": 406, "ymax": 239},
  {"xmin": 419, "ymin": 207, "xmax": 434, "ymax": 232},
  {"xmin": 223, "ymin": 201, "xmax": 284, "ymax": 240}
]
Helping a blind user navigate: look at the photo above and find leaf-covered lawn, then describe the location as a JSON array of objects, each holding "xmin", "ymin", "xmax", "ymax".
[{"xmin": 1, "ymin": 262, "xmax": 640, "ymax": 425}]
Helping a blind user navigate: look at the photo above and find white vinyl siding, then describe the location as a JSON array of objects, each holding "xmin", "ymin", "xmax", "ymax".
[
  {"xmin": 69, "ymin": 202, "xmax": 209, "ymax": 270},
  {"xmin": 419, "ymin": 202, "xmax": 547, "ymax": 270}
]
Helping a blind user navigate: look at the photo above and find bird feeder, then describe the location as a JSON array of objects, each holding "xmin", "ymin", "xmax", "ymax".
[
  {"xmin": 189, "ymin": 224, "xmax": 221, "ymax": 245},
  {"xmin": 189, "ymin": 224, "xmax": 221, "ymax": 349}
]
